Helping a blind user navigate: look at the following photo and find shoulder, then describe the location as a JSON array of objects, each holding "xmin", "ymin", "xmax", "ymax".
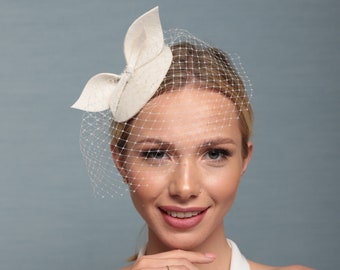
[
  {"xmin": 277, "ymin": 267, "xmax": 314, "ymax": 270},
  {"xmin": 249, "ymin": 260, "xmax": 315, "ymax": 270},
  {"xmin": 273, "ymin": 266, "xmax": 314, "ymax": 270}
]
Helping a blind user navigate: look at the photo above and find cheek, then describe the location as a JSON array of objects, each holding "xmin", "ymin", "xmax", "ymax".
[
  {"xmin": 124, "ymin": 157, "xmax": 171, "ymax": 187},
  {"xmin": 204, "ymin": 167, "xmax": 241, "ymax": 205},
  {"xmin": 129, "ymin": 184, "xmax": 163, "ymax": 224},
  {"xmin": 128, "ymin": 170, "xmax": 168, "ymax": 212},
  {"xmin": 210, "ymin": 182, "xmax": 239, "ymax": 205},
  {"xmin": 130, "ymin": 190, "xmax": 146, "ymax": 216}
]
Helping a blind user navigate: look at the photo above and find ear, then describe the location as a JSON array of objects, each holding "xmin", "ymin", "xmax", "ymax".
[
  {"xmin": 110, "ymin": 144, "xmax": 128, "ymax": 180},
  {"xmin": 241, "ymin": 141, "xmax": 253, "ymax": 175}
]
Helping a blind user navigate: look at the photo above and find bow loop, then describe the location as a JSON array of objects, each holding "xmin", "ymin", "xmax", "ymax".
[
  {"xmin": 124, "ymin": 8, "xmax": 164, "ymax": 68},
  {"xmin": 71, "ymin": 73, "xmax": 120, "ymax": 112}
]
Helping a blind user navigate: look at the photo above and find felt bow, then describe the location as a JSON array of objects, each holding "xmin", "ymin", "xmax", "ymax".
[{"xmin": 71, "ymin": 7, "xmax": 173, "ymax": 122}]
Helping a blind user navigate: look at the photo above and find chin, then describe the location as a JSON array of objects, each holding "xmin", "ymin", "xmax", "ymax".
[{"xmin": 159, "ymin": 232, "xmax": 206, "ymax": 251}]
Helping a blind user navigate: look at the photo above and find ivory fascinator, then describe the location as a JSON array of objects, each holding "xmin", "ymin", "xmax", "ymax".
[{"xmin": 72, "ymin": 7, "xmax": 173, "ymax": 122}]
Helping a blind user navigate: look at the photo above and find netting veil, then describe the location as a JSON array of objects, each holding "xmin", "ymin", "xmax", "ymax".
[{"xmin": 72, "ymin": 7, "xmax": 253, "ymax": 197}]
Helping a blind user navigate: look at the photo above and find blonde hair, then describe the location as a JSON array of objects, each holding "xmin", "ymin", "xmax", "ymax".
[{"xmin": 112, "ymin": 42, "xmax": 253, "ymax": 159}]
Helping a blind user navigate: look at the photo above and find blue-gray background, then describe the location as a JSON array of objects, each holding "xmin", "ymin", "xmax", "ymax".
[{"xmin": 1, "ymin": 0, "xmax": 339, "ymax": 269}]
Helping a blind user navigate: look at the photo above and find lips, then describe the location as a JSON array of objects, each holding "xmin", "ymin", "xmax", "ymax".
[
  {"xmin": 159, "ymin": 206, "xmax": 208, "ymax": 229},
  {"xmin": 165, "ymin": 210, "xmax": 201, "ymax": 219}
]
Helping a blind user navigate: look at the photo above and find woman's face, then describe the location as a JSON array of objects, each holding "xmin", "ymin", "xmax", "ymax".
[{"xmin": 115, "ymin": 87, "xmax": 252, "ymax": 251}]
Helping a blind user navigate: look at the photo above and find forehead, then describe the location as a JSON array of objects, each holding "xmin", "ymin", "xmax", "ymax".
[{"xmin": 128, "ymin": 88, "xmax": 241, "ymax": 143}]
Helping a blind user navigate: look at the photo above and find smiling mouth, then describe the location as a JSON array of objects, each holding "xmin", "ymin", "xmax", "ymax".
[
  {"xmin": 159, "ymin": 207, "xmax": 208, "ymax": 229},
  {"xmin": 165, "ymin": 210, "xmax": 202, "ymax": 219},
  {"xmin": 159, "ymin": 206, "xmax": 208, "ymax": 219}
]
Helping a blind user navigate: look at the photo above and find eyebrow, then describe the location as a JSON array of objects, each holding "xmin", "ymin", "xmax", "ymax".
[
  {"xmin": 199, "ymin": 137, "xmax": 236, "ymax": 147},
  {"xmin": 135, "ymin": 137, "xmax": 236, "ymax": 147},
  {"xmin": 135, "ymin": 138, "xmax": 172, "ymax": 146}
]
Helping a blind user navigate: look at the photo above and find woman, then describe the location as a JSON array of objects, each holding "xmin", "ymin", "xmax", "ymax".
[{"xmin": 72, "ymin": 7, "xmax": 313, "ymax": 270}]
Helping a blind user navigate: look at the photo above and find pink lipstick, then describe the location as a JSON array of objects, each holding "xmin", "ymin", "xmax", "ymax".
[{"xmin": 159, "ymin": 206, "xmax": 208, "ymax": 229}]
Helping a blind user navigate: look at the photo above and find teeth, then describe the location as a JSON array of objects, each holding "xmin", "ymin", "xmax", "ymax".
[{"xmin": 166, "ymin": 211, "xmax": 201, "ymax": 219}]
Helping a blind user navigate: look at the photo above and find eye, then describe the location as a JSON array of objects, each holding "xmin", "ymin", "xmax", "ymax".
[
  {"xmin": 205, "ymin": 148, "xmax": 231, "ymax": 160},
  {"xmin": 140, "ymin": 149, "xmax": 167, "ymax": 160}
]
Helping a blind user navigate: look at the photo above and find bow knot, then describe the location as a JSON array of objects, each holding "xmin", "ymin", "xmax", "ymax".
[{"xmin": 124, "ymin": 65, "xmax": 134, "ymax": 75}]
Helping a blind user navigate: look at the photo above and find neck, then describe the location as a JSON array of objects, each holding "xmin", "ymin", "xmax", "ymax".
[{"xmin": 146, "ymin": 224, "xmax": 232, "ymax": 270}]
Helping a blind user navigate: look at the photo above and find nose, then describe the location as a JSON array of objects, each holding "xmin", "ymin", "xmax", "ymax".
[{"xmin": 168, "ymin": 158, "xmax": 202, "ymax": 200}]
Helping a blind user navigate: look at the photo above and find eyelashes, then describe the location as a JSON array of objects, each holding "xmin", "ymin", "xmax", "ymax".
[
  {"xmin": 204, "ymin": 148, "xmax": 232, "ymax": 161},
  {"xmin": 140, "ymin": 149, "xmax": 168, "ymax": 160},
  {"xmin": 138, "ymin": 147, "xmax": 233, "ymax": 162}
]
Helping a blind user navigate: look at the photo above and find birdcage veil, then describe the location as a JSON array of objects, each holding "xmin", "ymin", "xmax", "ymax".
[{"xmin": 72, "ymin": 7, "xmax": 253, "ymax": 198}]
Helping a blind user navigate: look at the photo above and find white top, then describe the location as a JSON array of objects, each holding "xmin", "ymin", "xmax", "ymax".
[
  {"xmin": 227, "ymin": 239, "xmax": 250, "ymax": 270},
  {"xmin": 138, "ymin": 238, "xmax": 250, "ymax": 270}
]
